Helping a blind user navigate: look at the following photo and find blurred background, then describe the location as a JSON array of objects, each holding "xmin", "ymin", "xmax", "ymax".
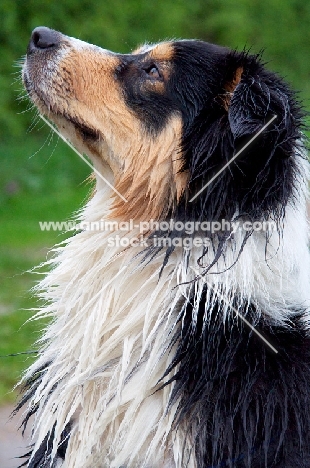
[{"xmin": 0, "ymin": 0, "xmax": 310, "ymax": 462}]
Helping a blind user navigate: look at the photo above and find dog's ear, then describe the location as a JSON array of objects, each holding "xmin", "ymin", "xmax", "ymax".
[{"xmin": 223, "ymin": 52, "xmax": 302, "ymax": 158}]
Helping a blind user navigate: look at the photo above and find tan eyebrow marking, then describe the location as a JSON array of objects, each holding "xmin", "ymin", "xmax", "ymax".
[{"xmin": 148, "ymin": 42, "xmax": 174, "ymax": 61}]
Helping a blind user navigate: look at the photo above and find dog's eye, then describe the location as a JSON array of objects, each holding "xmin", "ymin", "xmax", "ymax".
[{"xmin": 143, "ymin": 64, "xmax": 161, "ymax": 79}]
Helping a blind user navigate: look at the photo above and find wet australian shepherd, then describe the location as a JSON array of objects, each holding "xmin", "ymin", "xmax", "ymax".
[{"xmin": 19, "ymin": 27, "xmax": 310, "ymax": 467}]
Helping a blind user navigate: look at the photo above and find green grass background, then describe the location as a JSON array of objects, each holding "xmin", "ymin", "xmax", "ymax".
[{"xmin": 0, "ymin": 137, "xmax": 89, "ymax": 403}]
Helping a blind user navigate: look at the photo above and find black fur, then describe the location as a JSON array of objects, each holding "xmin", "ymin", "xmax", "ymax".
[
  {"xmin": 17, "ymin": 423, "xmax": 71, "ymax": 468},
  {"xmin": 15, "ymin": 363, "xmax": 71, "ymax": 467},
  {"xmin": 164, "ymin": 290, "xmax": 310, "ymax": 467}
]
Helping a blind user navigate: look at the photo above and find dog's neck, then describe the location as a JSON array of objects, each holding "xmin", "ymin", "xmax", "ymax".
[{"xmin": 22, "ymin": 157, "xmax": 310, "ymax": 467}]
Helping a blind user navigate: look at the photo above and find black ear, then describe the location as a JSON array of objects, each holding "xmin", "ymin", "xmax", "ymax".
[
  {"xmin": 211, "ymin": 52, "xmax": 304, "ymax": 219},
  {"xmin": 226, "ymin": 53, "xmax": 302, "ymax": 159},
  {"xmin": 178, "ymin": 50, "xmax": 303, "ymax": 226}
]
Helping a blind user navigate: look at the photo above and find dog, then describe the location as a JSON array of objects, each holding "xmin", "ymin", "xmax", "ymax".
[{"xmin": 18, "ymin": 26, "xmax": 310, "ymax": 467}]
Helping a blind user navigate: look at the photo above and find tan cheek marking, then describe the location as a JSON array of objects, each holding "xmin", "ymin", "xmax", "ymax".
[
  {"xmin": 173, "ymin": 153, "xmax": 188, "ymax": 203},
  {"xmin": 110, "ymin": 115, "xmax": 188, "ymax": 222},
  {"xmin": 53, "ymin": 50, "xmax": 140, "ymax": 174},
  {"xmin": 69, "ymin": 52, "xmax": 121, "ymax": 110}
]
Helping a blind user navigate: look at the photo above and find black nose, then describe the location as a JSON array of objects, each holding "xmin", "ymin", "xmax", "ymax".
[{"xmin": 28, "ymin": 27, "xmax": 61, "ymax": 53}]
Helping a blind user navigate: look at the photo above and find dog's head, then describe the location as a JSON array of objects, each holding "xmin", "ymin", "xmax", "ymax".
[{"xmin": 23, "ymin": 27, "xmax": 303, "ymax": 225}]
